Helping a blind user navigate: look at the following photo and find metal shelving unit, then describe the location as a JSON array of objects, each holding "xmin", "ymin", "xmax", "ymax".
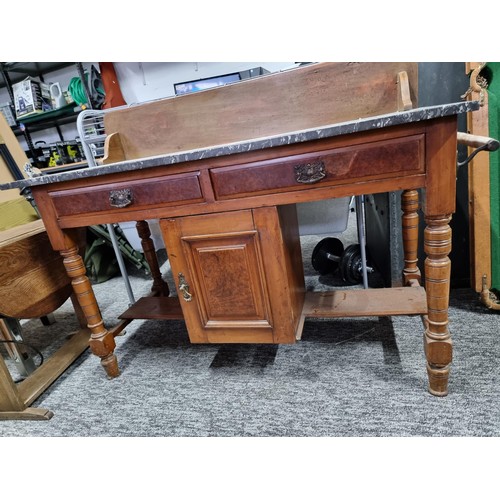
[{"xmin": 0, "ymin": 62, "xmax": 92, "ymax": 162}]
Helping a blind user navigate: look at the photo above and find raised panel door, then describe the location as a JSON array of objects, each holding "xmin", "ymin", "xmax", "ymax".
[{"xmin": 160, "ymin": 207, "xmax": 305, "ymax": 344}]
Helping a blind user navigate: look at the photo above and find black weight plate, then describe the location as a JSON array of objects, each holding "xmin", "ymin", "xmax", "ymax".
[
  {"xmin": 311, "ymin": 237, "xmax": 344, "ymax": 275},
  {"xmin": 340, "ymin": 244, "xmax": 363, "ymax": 284}
]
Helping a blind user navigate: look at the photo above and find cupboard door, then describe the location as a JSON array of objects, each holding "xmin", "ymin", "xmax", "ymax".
[{"xmin": 161, "ymin": 207, "xmax": 304, "ymax": 344}]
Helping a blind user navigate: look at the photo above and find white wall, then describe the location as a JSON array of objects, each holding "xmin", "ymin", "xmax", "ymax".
[{"xmin": 113, "ymin": 62, "xmax": 297, "ymax": 104}]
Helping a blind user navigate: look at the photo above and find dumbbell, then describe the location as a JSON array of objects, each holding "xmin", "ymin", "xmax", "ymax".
[
  {"xmin": 311, "ymin": 237, "xmax": 344, "ymax": 275},
  {"xmin": 311, "ymin": 238, "xmax": 373, "ymax": 284}
]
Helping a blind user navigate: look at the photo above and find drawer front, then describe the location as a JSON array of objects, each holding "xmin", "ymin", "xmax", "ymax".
[
  {"xmin": 210, "ymin": 135, "xmax": 424, "ymax": 199},
  {"xmin": 49, "ymin": 172, "xmax": 204, "ymax": 217}
]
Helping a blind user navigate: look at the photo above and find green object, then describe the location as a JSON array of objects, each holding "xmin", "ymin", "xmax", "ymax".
[
  {"xmin": 487, "ymin": 63, "xmax": 500, "ymax": 289},
  {"xmin": 16, "ymin": 104, "xmax": 77, "ymax": 124},
  {"xmin": 84, "ymin": 234, "xmax": 119, "ymax": 284},
  {"xmin": 68, "ymin": 66, "xmax": 105, "ymax": 109},
  {"xmin": 68, "ymin": 76, "xmax": 88, "ymax": 106},
  {"xmin": 84, "ymin": 225, "xmax": 151, "ymax": 284}
]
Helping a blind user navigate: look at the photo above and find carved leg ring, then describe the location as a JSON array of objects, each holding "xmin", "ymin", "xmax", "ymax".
[
  {"xmin": 61, "ymin": 246, "xmax": 119, "ymax": 378},
  {"xmin": 401, "ymin": 189, "xmax": 421, "ymax": 285},
  {"xmin": 424, "ymin": 215, "xmax": 453, "ymax": 396}
]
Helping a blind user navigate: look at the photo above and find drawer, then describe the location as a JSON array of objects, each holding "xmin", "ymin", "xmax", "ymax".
[
  {"xmin": 210, "ymin": 134, "xmax": 425, "ymax": 200},
  {"xmin": 49, "ymin": 171, "xmax": 204, "ymax": 217}
]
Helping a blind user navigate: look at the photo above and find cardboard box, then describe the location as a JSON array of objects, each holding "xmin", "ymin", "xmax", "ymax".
[{"xmin": 12, "ymin": 78, "xmax": 52, "ymax": 119}]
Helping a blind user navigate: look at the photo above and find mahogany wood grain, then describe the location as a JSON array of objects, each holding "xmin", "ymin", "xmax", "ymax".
[
  {"xmin": 49, "ymin": 171, "xmax": 204, "ymax": 217},
  {"xmin": 210, "ymin": 134, "xmax": 424, "ymax": 200},
  {"xmin": 161, "ymin": 210, "xmax": 274, "ymax": 343},
  {"xmin": 161, "ymin": 207, "xmax": 304, "ymax": 344},
  {"xmin": 39, "ymin": 123, "xmax": 429, "ymax": 231}
]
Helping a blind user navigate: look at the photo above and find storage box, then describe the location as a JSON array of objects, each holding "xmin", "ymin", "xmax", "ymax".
[
  {"xmin": 12, "ymin": 78, "xmax": 52, "ymax": 119},
  {"xmin": 0, "ymin": 102, "xmax": 16, "ymax": 126},
  {"xmin": 296, "ymin": 197, "xmax": 351, "ymax": 236},
  {"xmin": 118, "ymin": 219, "xmax": 165, "ymax": 251}
]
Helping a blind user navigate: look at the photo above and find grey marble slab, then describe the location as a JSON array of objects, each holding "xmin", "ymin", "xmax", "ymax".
[{"xmin": 0, "ymin": 101, "xmax": 479, "ymax": 192}]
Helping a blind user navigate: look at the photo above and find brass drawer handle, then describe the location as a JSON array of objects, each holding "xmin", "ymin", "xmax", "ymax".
[
  {"xmin": 109, "ymin": 188, "xmax": 133, "ymax": 208},
  {"xmin": 294, "ymin": 160, "xmax": 326, "ymax": 184},
  {"xmin": 178, "ymin": 273, "xmax": 193, "ymax": 302}
]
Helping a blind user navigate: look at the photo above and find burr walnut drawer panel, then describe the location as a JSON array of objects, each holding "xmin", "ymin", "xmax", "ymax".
[
  {"xmin": 210, "ymin": 135, "xmax": 425, "ymax": 199},
  {"xmin": 48, "ymin": 171, "xmax": 204, "ymax": 217}
]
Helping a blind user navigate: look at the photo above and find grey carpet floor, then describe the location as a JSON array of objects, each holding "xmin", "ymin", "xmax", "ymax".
[{"xmin": 1, "ymin": 233, "xmax": 499, "ymax": 437}]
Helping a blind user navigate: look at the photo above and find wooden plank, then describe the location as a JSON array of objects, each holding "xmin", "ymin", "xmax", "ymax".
[
  {"xmin": 397, "ymin": 71, "xmax": 413, "ymax": 111},
  {"xmin": 100, "ymin": 132, "xmax": 126, "ymax": 164},
  {"xmin": 0, "ymin": 197, "xmax": 39, "ymax": 231},
  {"xmin": 0, "ymin": 353, "xmax": 25, "ymax": 411},
  {"xmin": 17, "ymin": 328, "xmax": 90, "ymax": 406},
  {"xmin": 0, "ymin": 408, "xmax": 54, "ymax": 420},
  {"xmin": 119, "ymin": 296, "xmax": 184, "ymax": 320},
  {"xmin": 303, "ymin": 287, "xmax": 428, "ymax": 318},
  {"xmin": 466, "ymin": 79, "xmax": 491, "ymax": 291},
  {"xmin": 0, "ymin": 218, "xmax": 45, "ymax": 246},
  {"xmin": 103, "ymin": 62, "xmax": 418, "ymax": 161}
]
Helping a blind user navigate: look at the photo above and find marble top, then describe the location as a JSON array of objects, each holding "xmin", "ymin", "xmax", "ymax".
[{"xmin": 0, "ymin": 101, "xmax": 479, "ymax": 192}]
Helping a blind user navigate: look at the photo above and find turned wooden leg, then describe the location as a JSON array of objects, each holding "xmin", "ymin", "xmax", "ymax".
[
  {"xmin": 136, "ymin": 220, "xmax": 170, "ymax": 296},
  {"xmin": 61, "ymin": 246, "xmax": 119, "ymax": 378},
  {"xmin": 401, "ymin": 189, "xmax": 421, "ymax": 285},
  {"xmin": 423, "ymin": 215, "xmax": 453, "ymax": 396}
]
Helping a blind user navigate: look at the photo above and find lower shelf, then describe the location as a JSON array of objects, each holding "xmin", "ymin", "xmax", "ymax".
[
  {"xmin": 119, "ymin": 287, "xmax": 427, "ymax": 323},
  {"xmin": 303, "ymin": 286, "xmax": 428, "ymax": 318},
  {"xmin": 119, "ymin": 296, "xmax": 184, "ymax": 320}
]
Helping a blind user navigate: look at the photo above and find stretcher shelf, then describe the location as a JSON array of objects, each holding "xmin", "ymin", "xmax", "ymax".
[
  {"xmin": 119, "ymin": 296, "xmax": 184, "ymax": 320},
  {"xmin": 303, "ymin": 287, "xmax": 428, "ymax": 318}
]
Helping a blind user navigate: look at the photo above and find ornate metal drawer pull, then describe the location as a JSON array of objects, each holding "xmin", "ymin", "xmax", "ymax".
[
  {"xmin": 109, "ymin": 188, "xmax": 133, "ymax": 208},
  {"xmin": 294, "ymin": 160, "xmax": 326, "ymax": 184},
  {"xmin": 178, "ymin": 273, "xmax": 193, "ymax": 302}
]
